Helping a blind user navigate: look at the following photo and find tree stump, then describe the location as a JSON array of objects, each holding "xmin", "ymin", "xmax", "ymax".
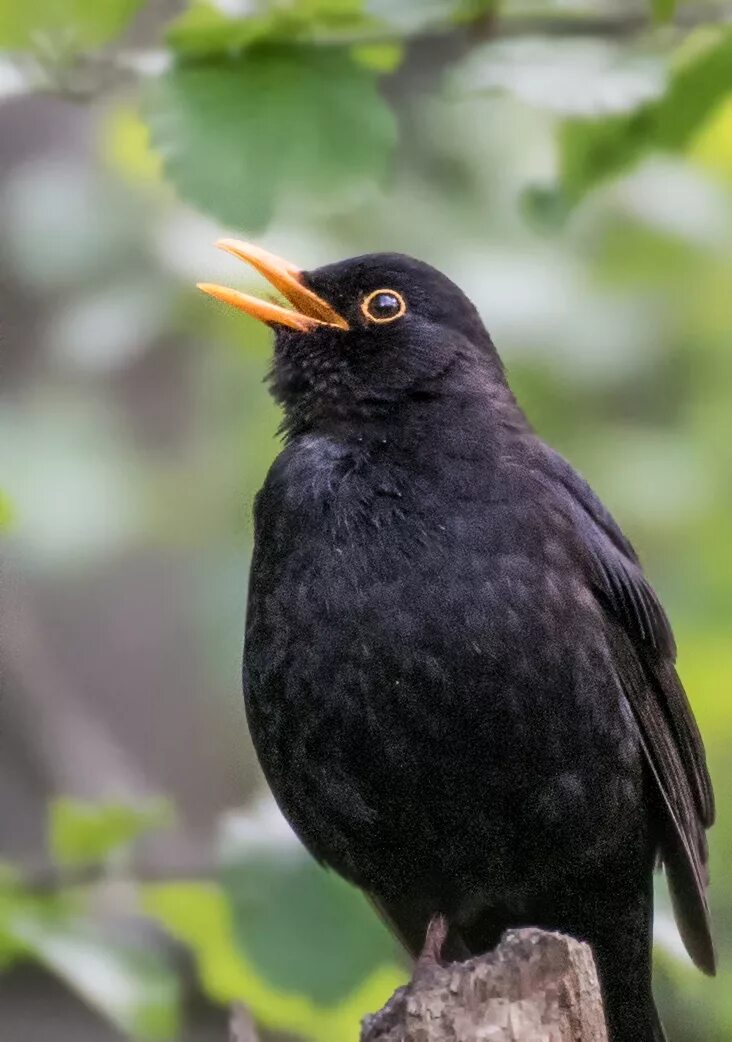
[
  {"xmin": 360, "ymin": 928, "xmax": 608, "ymax": 1042},
  {"xmin": 229, "ymin": 928, "xmax": 607, "ymax": 1042}
]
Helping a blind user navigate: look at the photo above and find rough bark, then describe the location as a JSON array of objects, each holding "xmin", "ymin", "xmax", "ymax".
[
  {"xmin": 228, "ymin": 928, "xmax": 607, "ymax": 1042},
  {"xmin": 360, "ymin": 928, "xmax": 608, "ymax": 1042}
]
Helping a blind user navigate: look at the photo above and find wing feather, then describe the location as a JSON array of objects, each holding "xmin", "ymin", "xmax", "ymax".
[{"xmin": 532, "ymin": 444, "xmax": 715, "ymax": 974}]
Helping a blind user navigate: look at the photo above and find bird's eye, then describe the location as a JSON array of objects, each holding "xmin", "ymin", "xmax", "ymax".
[{"xmin": 361, "ymin": 289, "xmax": 407, "ymax": 324}]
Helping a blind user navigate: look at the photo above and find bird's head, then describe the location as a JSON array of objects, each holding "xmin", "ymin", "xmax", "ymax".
[{"xmin": 199, "ymin": 240, "xmax": 509, "ymax": 437}]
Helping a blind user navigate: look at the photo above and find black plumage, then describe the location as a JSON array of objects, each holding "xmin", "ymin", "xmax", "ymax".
[{"xmin": 214, "ymin": 250, "xmax": 714, "ymax": 1042}]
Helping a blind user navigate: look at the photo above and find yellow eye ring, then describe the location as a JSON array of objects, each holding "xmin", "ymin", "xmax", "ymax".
[{"xmin": 361, "ymin": 288, "xmax": 407, "ymax": 324}]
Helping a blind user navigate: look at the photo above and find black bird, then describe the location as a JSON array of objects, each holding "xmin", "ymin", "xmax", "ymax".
[{"xmin": 199, "ymin": 243, "xmax": 715, "ymax": 1042}]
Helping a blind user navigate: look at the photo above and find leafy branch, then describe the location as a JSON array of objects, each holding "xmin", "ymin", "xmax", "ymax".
[
  {"xmin": 1, "ymin": 797, "xmax": 405, "ymax": 1042},
  {"xmin": 10, "ymin": 3, "xmax": 732, "ymax": 98},
  {"xmin": 3, "ymin": 2, "xmax": 732, "ymax": 231}
]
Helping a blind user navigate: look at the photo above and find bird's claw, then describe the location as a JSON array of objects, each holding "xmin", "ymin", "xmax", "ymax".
[{"xmin": 416, "ymin": 913, "xmax": 449, "ymax": 973}]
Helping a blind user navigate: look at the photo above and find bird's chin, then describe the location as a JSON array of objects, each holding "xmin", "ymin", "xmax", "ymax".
[
  {"xmin": 272, "ymin": 320, "xmax": 348, "ymax": 357},
  {"xmin": 268, "ymin": 326, "xmax": 348, "ymax": 412}
]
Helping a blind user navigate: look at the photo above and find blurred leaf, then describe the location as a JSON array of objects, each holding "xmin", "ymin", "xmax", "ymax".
[
  {"xmin": 352, "ymin": 41, "xmax": 404, "ymax": 72},
  {"xmin": 0, "ymin": 0, "xmax": 144, "ymax": 51},
  {"xmin": 557, "ymin": 28, "xmax": 732, "ymax": 204},
  {"xmin": 166, "ymin": 4, "xmax": 278, "ymax": 58},
  {"xmin": 144, "ymin": 47, "xmax": 396, "ymax": 232},
  {"xmin": 102, "ymin": 103, "xmax": 164, "ymax": 185},
  {"xmin": 520, "ymin": 184, "xmax": 571, "ymax": 230},
  {"xmin": 50, "ymin": 797, "xmax": 172, "ymax": 867},
  {"xmin": 298, "ymin": 0, "xmax": 365, "ymax": 18},
  {"xmin": 453, "ymin": 37, "xmax": 667, "ymax": 116},
  {"xmin": 0, "ymin": 865, "xmax": 34, "ymax": 968},
  {"xmin": 652, "ymin": 0, "xmax": 676, "ymax": 23},
  {"xmin": 366, "ymin": 0, "xmax": 493, "ymax": 30},
  {"xmin": 654, "ymin": 942, "xmax": 727, "ymax": 1041},
  {"xmin": 168, "ymin": 0, "xmax": 492, "ymax": 57},
  {"xmin": 690, "ymin": 95, "xmax": 732, "ymax": 183},
  {"xmin": 144, "ymin": 881, "xmax": 404, "ymax": 1042},
  {"xmin": 452, "ymin": 0, "xmax": 497, "ymax": 22},
  {"xmin": 167, "ymin": 1, "xmax": 369, "ymax": 59},
  {"xmin": 676, "ymin": 630, "xmax": 732, "ymax": 740},
  {"xmin": 11, "ymin": 911, "xmax": 179, "ymax": 1041},
  {"xmin": 221, "ymin": 852, "xmax": 396, "ymax": 1004},
  {"xmin": 2, "ymin": 872, "xmax": 179, "ymax": 1040},
  {"xmin": 0, "ymin": 862, "xmax": 178, "ymax": 1038},
  {"xmin": 0, "ymin": 488, "xmax": 14, "ymax": 529}
]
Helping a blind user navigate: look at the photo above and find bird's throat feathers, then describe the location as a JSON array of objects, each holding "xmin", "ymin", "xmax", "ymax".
[
  {"xmin": 266, "ymin": 355, "xmax": 530, "ymax": 556},
  {"xmin": 269, "ymin": 326, "xmax": 526, "ymax": 446}
]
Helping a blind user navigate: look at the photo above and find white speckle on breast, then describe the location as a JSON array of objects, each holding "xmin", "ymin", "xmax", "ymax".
[{"xmin": 281, "ymin": 434, "xmax": 353, "ymax": 509}]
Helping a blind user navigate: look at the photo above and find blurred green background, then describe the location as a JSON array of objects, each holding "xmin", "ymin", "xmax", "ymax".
[{"xmin": 1, "ymin": 1, "xmax": 731, "ymax": 1040}]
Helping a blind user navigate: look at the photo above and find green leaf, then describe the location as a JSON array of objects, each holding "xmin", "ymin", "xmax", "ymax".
[
  {"xmin": 652, "ymin": 0, "xmax": 676, "ymax": 23},
  {"xmin": 351, "ymin": 41, "xmax": 404, "ymax": 72},
  {"xmin": 0, "ymin": 864, "xmax": 178, "ymax": 1039},
  {"xmin": 143, "ymin": 881, "xmax": 403, "ymax": 1042},
  {"xmin": 0, "ymin": 864, "xmax": 33, "ymax": 968},
  {"xmin": 284, "ymin": 0, "xmax": 367, "ymax": 30},
  {"xmin": 0, "ymin": 489, "xmax": 14, "ymax": 530},
  {"xmin": 221, "ymin": 853, "xmax": 397, "ymax": 1004},
  {"xmin": 144, "ymin": 46, "xmax": 397, "ymax": 232},
  {"xmin": 166, "ymin": 4, "xmax": 277, "ymax": 59},
  {"xmin": 0, "ymin": 0, "xmax": 145, "ymax": 52},
  {"xmin": 453, "ymin": 38, "xmax": 667, "ymax": 116},
  {"xmin": 557, "ymin": 27, "xmax": 732, "ymax": 204},
  {"xmin": 167, "ymin": 1, "xmax": 369, "ymax": 59},
  {"xmin": 10, "ymin": 911, "xmax": 179, "ymax": 1041},
  {"xmin": 49, "ymin": 797, "xmax": 172, "ymax": 867},
  {"xmin": 520, "ymin": 184, "xmax": 571, "ymax": 231}
]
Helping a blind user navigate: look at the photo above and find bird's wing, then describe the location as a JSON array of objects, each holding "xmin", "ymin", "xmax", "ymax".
[{"xmin": 532, "ymin": 444, "xmax": 715, "ymax": 975}]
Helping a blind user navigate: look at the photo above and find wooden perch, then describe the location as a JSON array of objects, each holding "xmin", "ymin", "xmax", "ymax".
[
  {"xmin": 360, "ymin": 928, "xmax": 608, "ymax": 1042},
  {"xmin": 230, "ymin": 928, "xmax": 607, "ymax": 1042}
]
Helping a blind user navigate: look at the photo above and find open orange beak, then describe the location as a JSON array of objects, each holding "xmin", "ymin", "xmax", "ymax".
[{"xmin": 197, "ymin": 239, "xmax": 349, "ymax": 332}]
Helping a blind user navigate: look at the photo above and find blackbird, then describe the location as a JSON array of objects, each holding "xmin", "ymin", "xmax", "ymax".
[{"xmin": 199, "ymin": 243, "xmax": 715, "ymax": 1042}]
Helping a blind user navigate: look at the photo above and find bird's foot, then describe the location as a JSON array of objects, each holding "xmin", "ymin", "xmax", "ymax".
[
  {"xmin": 415, "ymin": 913, "xmax": 449, "ymax": 974},
  {"xmin": 359, "ymin": 915, "xmax": 449, "ymax": 1038}
]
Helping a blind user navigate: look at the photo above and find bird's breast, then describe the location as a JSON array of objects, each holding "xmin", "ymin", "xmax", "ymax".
[
  {"xmin": 248, "ymin": 456, "xmax": 627, "ymax": 757},
  {"xmin": 244, "ymin": 435, "xmax": 643, "ymax": 893},
  {"xmin": 249, "ymin": 433, "xmax": 607, "ymax": 688}
]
